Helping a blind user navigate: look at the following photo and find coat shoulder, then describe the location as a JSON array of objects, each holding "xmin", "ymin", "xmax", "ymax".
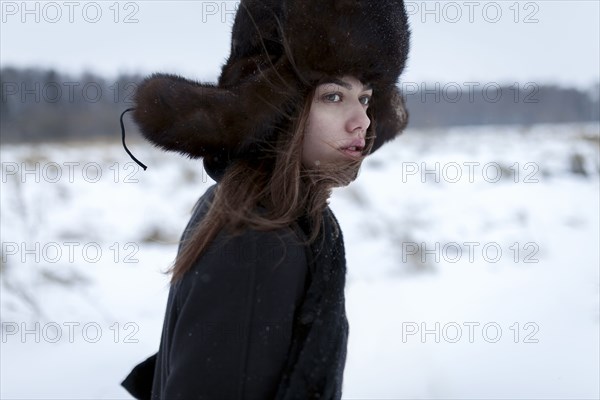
[{"xmin": 176, "ymin": 184, "xmax": 311, "ymax": 308}]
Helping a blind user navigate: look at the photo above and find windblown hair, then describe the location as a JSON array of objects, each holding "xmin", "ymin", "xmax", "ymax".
[{"xmin": 168, "ymin": 88, "xmax": 376, "ymax": 284}]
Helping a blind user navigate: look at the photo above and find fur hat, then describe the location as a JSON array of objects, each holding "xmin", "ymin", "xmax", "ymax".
[{"xmin": 131, "ymin": 0, "xmax": 410, "ymax": 169}]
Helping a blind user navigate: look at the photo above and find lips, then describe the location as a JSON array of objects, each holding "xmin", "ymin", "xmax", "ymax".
[{"xmin": 340, "ymin": 138, "xmax": 366, "ymax": 157}]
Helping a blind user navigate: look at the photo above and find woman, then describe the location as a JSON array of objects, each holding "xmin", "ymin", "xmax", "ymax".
[{"xmin": 121, "ymin": 0, "xmax": 410, "ymax": 399}]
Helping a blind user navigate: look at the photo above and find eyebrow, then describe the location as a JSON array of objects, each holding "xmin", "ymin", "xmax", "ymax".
[{"xmin": 321, "ymin": 78, "xmax": 373, "ymax": 91}]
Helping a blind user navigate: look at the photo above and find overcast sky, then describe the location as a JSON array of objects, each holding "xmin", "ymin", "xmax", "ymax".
[{"xmin": 1, "ymin": 1, "xmax": 599, "ymax": 89}]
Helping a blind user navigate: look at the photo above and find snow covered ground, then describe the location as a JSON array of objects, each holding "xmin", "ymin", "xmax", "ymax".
[{"xmin": 1, "ymin": 123, "xmax": 598, "ymax": 399}]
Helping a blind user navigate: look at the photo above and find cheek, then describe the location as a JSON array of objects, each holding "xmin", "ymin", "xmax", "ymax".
[{"xmin": 306, "ymin": 109, "xmax": 334, "ymax": 143}]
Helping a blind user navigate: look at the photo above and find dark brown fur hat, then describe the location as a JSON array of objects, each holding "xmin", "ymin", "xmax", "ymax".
[{"xmin": 132, "ymin": 0, "xmax": 410, "ymax": 163}]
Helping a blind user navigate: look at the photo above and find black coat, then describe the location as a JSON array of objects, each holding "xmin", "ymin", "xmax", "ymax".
[{"xmin": 122, "ymin": 168, "xmax": 349, "ymax": 399}]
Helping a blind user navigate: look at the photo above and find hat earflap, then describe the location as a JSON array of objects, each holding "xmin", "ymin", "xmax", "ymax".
[{"xmin": 132, "ymin": 57, "xmax": 306, "ymax": 159}]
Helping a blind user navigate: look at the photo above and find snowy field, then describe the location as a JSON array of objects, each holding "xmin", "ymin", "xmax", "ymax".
[{"xmin": 1, "ymin": 123, "xmax": 599, "ymax": 399}]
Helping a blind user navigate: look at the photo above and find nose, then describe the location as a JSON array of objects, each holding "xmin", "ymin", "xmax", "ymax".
[{"xmin": 346, "ymin": 102, "xmax": 370, "ymax": 137}]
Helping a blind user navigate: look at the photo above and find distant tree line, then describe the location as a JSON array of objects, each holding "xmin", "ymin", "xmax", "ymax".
[
  {"xmin": 1, "ymin": 67, "xmax": 598, "ymax": 143},
  {"xmin": 1, "ymin": 67, "xmax": 143, "ymax": 143},
  {"xmin": 403, "ymin": 81, "xmax": 600, "ymax": 128}
]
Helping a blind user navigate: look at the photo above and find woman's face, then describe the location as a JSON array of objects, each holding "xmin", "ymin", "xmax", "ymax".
[{"xmin": 302, "ymin": 75, "xmax": 373, "ymax": 168}]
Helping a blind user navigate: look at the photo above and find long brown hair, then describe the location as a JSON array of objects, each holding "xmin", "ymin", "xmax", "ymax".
[{"xmin": 167, "ymin": 81, "xmax": 376, "ymax": 284}]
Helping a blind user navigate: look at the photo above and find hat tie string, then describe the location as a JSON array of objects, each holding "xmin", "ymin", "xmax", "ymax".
[{"xmin": 120, "ymin": 108, "xmax": 148, "ymax": 171}]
